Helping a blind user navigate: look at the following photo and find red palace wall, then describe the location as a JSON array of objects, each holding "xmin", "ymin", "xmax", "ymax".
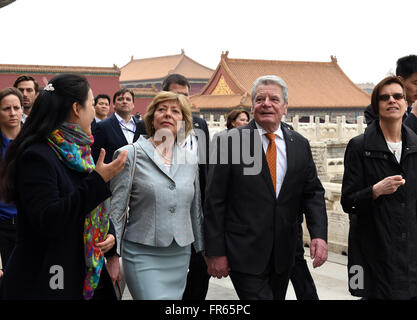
[
  {"xmin": 134, "ymin": 97, "xmax": 153, "ymax": 117},
  {"xmin": 0, "ymin": 72, "xmax": 130, "ymax": 112},
  {"xmin": 0, "ymin": 73, "xmax": 204, "ymax": 117}
]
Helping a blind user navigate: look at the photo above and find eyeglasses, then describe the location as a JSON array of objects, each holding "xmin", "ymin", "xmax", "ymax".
[{"xmin": 378, "ymin": 93, "xmax": 405, "ymax": 101}]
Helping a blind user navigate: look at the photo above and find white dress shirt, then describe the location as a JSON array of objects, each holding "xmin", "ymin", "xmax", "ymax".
[
  {"xmin": 255, "ymin": 122, "xmax": 287, "ymax": 198},
  {"xmin": 179, "ymin": 130, "xmax": 199, "ymax": 158},
  {"xmin": 115, "ymin": 112, "xmax": 136, "ymax": 144}
]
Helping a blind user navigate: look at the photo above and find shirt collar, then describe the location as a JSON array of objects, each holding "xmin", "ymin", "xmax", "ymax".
[
  {"xmin": 115, "ymin": 112, "xmax": 134, "ymax": 125},
  {"xmin": 255, "ymin": 121, "xmax": 284, "ymax": 140}
]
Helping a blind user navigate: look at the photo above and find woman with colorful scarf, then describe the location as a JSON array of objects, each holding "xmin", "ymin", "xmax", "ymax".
[{"xmin": 0, "ymin": 74, "xmax": 127, "ymax": 300}]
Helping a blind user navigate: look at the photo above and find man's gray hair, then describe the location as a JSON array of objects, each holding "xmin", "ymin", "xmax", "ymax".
[{"xmin": 251, "ymin": 75, "xmax": 288, "ymax": 105}]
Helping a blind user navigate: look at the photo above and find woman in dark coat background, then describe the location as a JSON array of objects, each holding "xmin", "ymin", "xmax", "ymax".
[
  {"xmin": 341, "ymin": 76, "xmax": 417, "ymax": 299},
  {"xmin": 0, "ymin": 74, "xmax": 127, "ymax": 299},
  {"xmin": 0, "ymin": 88, "xmax": 23, "ymax": 275}
]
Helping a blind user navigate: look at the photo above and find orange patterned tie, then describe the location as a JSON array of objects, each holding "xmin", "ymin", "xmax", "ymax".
[{"xmin": 265, "ymin": 133, "xmax": 276, "ymax": 192}]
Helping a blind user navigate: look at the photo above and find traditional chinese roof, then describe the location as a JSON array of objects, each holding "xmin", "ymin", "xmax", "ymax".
[
  {"xmin": 191, "ymin": 52, "xmax": 370, "ymax": 109},
  {"xmin": 120, "ymin": 49, "xmax": 214, "ymax": 82},
  {"xmin": 0, "ymin": 63, "xmax": 120, "ymax": 76},
  {"xmin": 190, "ymin": 94, "xmax": 251, "ymax": 110}
]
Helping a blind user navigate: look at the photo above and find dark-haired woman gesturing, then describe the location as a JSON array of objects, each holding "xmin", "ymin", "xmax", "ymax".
[{"xmin": 0, "ymin": 74, "xmax": 127, "ymax": 300}]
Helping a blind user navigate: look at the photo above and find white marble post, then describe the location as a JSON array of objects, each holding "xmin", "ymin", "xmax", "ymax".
[
  {"xmin": 219, "ymin": 115, "xmax": 225, "ymax": 128},
  {"xmin": 315, "ymin": 117, "xmax": 321, "ymax": 140},
  {"xmin": 357, "ymin": 116, "xmax": 364, "ymax": 134},
  {"xmin": 337, "ymin": 116, "xmax": 343, "ymax": 140},
  {"xmin": 293, "ymin": 115, "xmax": 299, "ymax": 132}
]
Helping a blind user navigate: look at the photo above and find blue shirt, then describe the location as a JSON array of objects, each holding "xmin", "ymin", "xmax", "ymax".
[{"xmin": 0, "ymin": 133, "xmax": 17, "ymax": 220}]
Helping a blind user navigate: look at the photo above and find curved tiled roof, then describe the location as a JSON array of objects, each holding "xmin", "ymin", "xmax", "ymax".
[
  {"xmin": 120, "ymin": 50, "xmax": 214, "ymax": 82},
  {"xmin": 190, "ymin": 94, "xmax": 251, "ymax": 109},
  {"xmin": 131, "ymin": 87, "xmax": 158, "ymax": 97},
  {"xmin": 194, "ymin": 52, "xmax": 370, "ymax": 110},
  {"xmin": 0, "ymin": 63, "xmax": 120, "ymax": 76}
]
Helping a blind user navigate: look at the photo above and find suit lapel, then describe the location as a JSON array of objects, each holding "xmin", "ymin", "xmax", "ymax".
[
  {"xmin": 137, "ymin": 136, "xmax": 175, "ymax": 181},
  {"xmin": 110, "ymin": 114, "xmax": 128, "ymax": 145},
  {"xmin": 277, "ymin": 125, "xmax": 296, "ymax": 201},
  {"xmin": 247, "ymin": 120, "xmax": 276, "ymax": 198}
]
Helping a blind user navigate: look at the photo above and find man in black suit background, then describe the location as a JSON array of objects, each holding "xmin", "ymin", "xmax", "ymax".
[
  {"xmin": 91, "ymin": 88, "xmax": 138, "ymax": 292},
  {"xmin": 92, "ymin": 88, "xmax": 138, "ymax": 164},
  {"xmin": 91, "ymin": 94, "xmax": 111, "ymax": 134},
  {"xmin": 133, "ymin": 74, "xmax": 211, "ymax": 300},
  {"xmin": 204, "ymin": 75, "xmax": 328, "ymax": 300}
]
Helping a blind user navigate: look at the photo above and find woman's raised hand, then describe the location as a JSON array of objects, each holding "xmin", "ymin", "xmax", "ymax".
[
  {"xmin": 372, "ymin": 175, "xmax": 405, "ymax": 199},
  {"xmin": 95, "ymin": 148, "xmax": 128, "ymax": 183}
]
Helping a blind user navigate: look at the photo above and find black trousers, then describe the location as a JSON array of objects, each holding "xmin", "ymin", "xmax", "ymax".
[
  {"xmin": 290, "ymin": 215, "xmax": 319, "ymax": 300},
  {"xmin": 92, "ymin": 266, "xmax": 118, "ymax": 300},
  {"xmin": 290, "ymin": 256, "xmax": 319, "ymax": 300},
  {"xmin": 182, "ymin": 246, "xmax": 211, "ymax": 300},
  {"xmin": 230, "ymin": 262, "xmax": 290, "ymax": 300},
  {"xmin": 0, "ymin": 218, "xmax": 17, "ymax": 270}
]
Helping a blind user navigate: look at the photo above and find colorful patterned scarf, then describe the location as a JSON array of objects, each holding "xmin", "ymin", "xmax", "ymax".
[{"xmin": 47, "ymin": 122, "xmax": 110, "ymax": 300}]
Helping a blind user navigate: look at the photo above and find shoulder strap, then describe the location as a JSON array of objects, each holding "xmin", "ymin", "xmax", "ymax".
[
  {"xmin": 116, "ymin": 143, "xmax": 137, "ymax": 223},
  {"xmin": 117, "ymin": 143, "xmax": 137, "ymax": 257}
]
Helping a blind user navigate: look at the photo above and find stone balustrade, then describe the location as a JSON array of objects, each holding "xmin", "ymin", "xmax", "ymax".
[
  {"xmin": 302, "ymin": 182, "xmax": 348, "ymax": 255},
  {"xmin": 205, "ymin": 114, "xmax": 367, "ymax": 143}
]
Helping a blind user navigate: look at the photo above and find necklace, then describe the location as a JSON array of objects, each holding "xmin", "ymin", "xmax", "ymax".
[{"xmin": 150, "ymin": 138, "xmax": 173, "ymax": 164}]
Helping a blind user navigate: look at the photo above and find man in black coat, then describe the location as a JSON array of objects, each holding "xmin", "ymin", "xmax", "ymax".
[
  {"xmin": 204, "ymin": 75, "xmax": 328, "ymax": 300},
  {"xmin": 133, "ymin": 74, "xmax": 211, "ymax": 300},
  {"xmin": 92, "ymin": 88, "xmax": 138, "ymax": 164},
  {"xmin": 91, "ymin": 94, "xmax": 111, "ymax": 135},
  {"xmin": 92, "ymin": 88, "xmax": 138, "ymax": 289}
]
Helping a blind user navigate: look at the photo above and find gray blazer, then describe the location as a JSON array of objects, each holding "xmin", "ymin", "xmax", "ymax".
[{"xmin": 110, "ymin": 135, "xmax": 204, "ymax": 255}]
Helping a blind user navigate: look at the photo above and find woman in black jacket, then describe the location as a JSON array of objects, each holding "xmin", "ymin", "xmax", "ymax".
[
  {"xmin": 0, "ymin": 88, "xmax": 23, "ymax": 278},
  {"xmin": 341, "ymin": 76, "xmax": 417, "ymax": 299},
  {"xmin": 0, "ymin": 74, "xmax": 127, "ymax": 300}
]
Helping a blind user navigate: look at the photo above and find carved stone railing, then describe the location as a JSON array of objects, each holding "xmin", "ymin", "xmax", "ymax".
[
  {"xmin": 206, "ymin": 114, "xmax": 367, "ymax": 143},
  {"xmin": 302, "ymin": 182, "xmax": 349, "ymax": 255}
]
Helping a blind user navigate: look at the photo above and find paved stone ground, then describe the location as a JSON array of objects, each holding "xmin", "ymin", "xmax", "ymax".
[{"xmin": 121, "ymin": 251, "xmax": 359, "ymax": 300}]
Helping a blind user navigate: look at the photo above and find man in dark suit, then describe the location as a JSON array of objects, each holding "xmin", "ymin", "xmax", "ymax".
[
  {"xmin": 13, "ymin": 75, "xmax": 39, "ymax": 124},
  {"xmin": 91, "ymin": 88, "xmax": 138, "ymax": 291},
  {"xmin": 204, "ymin": 75, "xmax": 328, "ymax": 300},
  {"xmin": 91, "ymin": 94, "xmax": 111, "ymax": 134},
  {"xmin": 92, "ymin": 88, "xmax": 138, "ymax": 164},
  {"xmin": 133, "ymin": 74, "xmax": 211, "ymax": 300}
]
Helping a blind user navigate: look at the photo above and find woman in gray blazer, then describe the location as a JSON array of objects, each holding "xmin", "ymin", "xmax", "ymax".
[{"xmin": 109, "ymin": 91, "xmax": 204, "ymax": 300}]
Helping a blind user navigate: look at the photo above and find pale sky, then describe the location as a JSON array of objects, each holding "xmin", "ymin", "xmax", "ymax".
[{"xmin": 0, "ymin": 0, "xmax": 415, "ymax": 85}]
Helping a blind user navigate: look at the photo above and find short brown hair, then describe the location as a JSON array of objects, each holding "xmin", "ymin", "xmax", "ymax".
[
  {"xmin": 13, "ymin": 75, "xmax": 39, "ymax": 93},
  {"xmin": 144, "ymin": 91, "xmax": 192, "ymax": 138},
  {"xmin": 113, "ymin": 88, "xmax": 134, "ymax": 104},
  {"xmin": 0, "ymin": 87, "xmax": 24, "ymax": 106},
  {"xmin": 371, "ymin": 76, "xmax": 405, "ymax": 116},
  {"xmin": 226, "ymin": 108, "xmax": 250, "ymax": 130}
]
